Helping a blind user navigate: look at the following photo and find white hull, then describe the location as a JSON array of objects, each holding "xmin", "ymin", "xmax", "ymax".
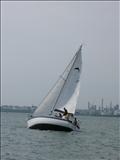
[{"xmin": 27, "ymin": 116, "xmax": 79, "ymax": 131}]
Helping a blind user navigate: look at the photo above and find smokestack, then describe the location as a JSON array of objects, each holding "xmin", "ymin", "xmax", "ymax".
[{"xmin": 101, "ymin": 98, "xmax": 104, "ymax": 111}]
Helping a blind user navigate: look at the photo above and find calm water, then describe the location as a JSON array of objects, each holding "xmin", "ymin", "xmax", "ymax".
[{"xmin": 1, "ymin": 112, "xmax": 120, "ymax": 160}]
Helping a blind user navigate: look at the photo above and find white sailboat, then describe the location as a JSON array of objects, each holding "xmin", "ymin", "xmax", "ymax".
[{"xmin": 27, "ymin": 45, "xmax": 82, "ymax": 131}]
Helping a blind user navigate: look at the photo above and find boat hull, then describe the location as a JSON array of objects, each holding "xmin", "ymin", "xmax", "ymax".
[{"xmin": 27, "ymin": 117, "xmax": 77, "ymax": 131}]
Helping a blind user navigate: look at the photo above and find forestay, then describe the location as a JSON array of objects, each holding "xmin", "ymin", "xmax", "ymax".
[{"xmin": 33, "ymin": 45, "xmax": 82, "ymax": 117}]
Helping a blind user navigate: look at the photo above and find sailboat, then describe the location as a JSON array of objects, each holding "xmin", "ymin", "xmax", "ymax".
[{"xmin": 27, "ymin": 45, "xmax": 82, "ymax": 131}]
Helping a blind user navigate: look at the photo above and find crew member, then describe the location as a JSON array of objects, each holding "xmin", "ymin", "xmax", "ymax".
[{"xmin": 63, "ymin": 108, "xmax": 68, "ymax": 116}]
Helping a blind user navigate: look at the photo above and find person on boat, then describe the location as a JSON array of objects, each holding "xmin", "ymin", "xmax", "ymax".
[
  {"xmin": 63, "ymin": 107, "xmax": 68, "ymax": 116},
  {"xmin": 74, "ymin": 117, "xmax": 80, "ymax": 129},
  {"xmin": 59, "ymin": 113, "xmax": 62, "ymax": 118},
  {"xmin": 62, "ymin": 108, "xmax": 70, "ymax": 121}
]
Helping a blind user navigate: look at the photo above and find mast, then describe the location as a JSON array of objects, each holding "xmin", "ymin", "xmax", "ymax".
[{"xmin": 51, "ymin": 45, "xmax": 82, "ymax": 113}]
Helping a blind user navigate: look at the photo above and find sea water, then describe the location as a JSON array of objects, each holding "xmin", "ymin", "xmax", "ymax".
[{"xmin": 1, "ymin": 112, "xmax": 120, "ymax": 160}]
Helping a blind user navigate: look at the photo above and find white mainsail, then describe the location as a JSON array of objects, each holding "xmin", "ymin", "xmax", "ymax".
[{"xmin": 33, "ymin": 45, "xmax": 82, "ymax": 117}]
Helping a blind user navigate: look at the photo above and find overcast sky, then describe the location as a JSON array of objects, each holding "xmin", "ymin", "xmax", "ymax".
[{"xmin": 1, "ymin": 1, "xmax": 119, "ymax": 108}]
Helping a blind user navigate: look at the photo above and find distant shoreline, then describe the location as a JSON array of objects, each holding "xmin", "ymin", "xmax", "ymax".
[
  {"xmin": 0, "ymin": 105, "xmax": 36, "ymax": 114},
  {"xmin": 1, "ymin": 107, "xmax": 120, "ymax": 117},
  {"xmin": 1, "ymin": 109, "xmax": 31, "ymax": 113}
]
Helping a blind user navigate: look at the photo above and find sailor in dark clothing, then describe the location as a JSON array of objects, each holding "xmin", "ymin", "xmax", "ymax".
[
  {"xmin": 59, "ymin": 113, "xmax": 62, "ymax": 118},
  {"xmin": 63, "ymin": 107, "xmax": 68, "ymax": 116},
  {"xmin": 74, "ymin": 117, "xmax": 80, "ymax": 129}
]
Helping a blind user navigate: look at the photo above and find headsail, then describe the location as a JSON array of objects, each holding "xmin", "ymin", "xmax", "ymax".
[{"xmin": 33, "ymin": 45, "xmax": 82, "ymax": 117}]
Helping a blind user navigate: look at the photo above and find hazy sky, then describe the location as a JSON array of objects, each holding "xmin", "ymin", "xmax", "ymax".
[{"xmin": 1, "ymin": 1, "xmax": 119, "ymax": 108}]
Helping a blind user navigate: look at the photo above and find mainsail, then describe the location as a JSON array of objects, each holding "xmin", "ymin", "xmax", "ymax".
[{"xmin": 33, "ymin": 45, "xmax": 82, "ymax": 117}]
